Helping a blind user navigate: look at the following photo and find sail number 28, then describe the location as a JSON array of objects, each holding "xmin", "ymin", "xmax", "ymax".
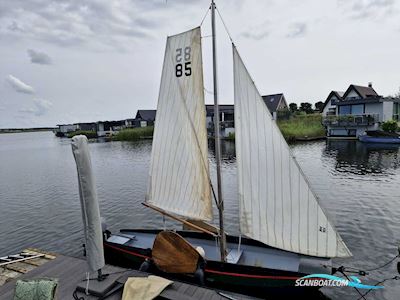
[{"xmin": 175, "ymin": 47, "xmax": 192, "ymax": 77}]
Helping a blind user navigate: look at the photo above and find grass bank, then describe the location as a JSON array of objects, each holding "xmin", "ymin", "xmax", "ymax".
[
  {"xmin": 107, "ymin": 115, "xmax": 324, "ymax": 143},
  {"xmin": 112, "ymin": 126, "xmax": 154, "ymax": 141},
  {"xmin": 277, "ymin": 114, "xmax": 325, "ymax": 142},
  {"xmin": 67, "ymin": 130, "xmax": 97, "ymax": 139}
]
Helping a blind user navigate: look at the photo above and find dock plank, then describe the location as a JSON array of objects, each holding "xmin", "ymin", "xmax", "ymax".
[
  {"xmin": 4, "ymin": 262, "xmax": 37, "ymax": 274},
  {"xmin": 0, "ymin": 254, "xmax": 260, "ymax": 300}
]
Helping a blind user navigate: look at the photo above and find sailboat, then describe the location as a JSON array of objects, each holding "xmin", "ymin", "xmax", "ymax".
[{"xmin": 103, "ymin": 1, "xmax": 352, "ymax": 296}]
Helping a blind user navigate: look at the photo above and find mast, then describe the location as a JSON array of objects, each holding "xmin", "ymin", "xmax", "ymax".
[{"xmin": 211, "ymin": 0, "xmax": 227, "ymax": 262}]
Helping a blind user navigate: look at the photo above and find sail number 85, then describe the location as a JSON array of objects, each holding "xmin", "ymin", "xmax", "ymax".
[{"xmin": 175, "ymin": 47, "xmax": 191, "ymax": 77}]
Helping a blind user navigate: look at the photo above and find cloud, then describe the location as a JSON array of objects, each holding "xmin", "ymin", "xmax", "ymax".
[
  {"xmin": 0, "ymin": 1, "xmax": 176, "ymax": 50},
  {"xmin": 286, "ymin": 22, "xmax": 307, "ymax": 38},
  {"xmin": 27, "ymin": 49, "xmax": 52, "ymax": 65},
  {"xmin": 240, "ymin": 20, "xmax": 270, "ymax": 40},
  {"xmin": 241, "ymin": 31, "xmax": 269, "ymax": 40},
  {"xmin": 7, "ymin": 20, "xmax": 23, "ymax": 32},
  {"xmin": 33, "ymin": 98, "xmax": 52, "ymax": 116},
  {"xmin": 19, "ymin": 98, "xmax": 52, "ymax": 116},
  {"xmin": 6, "ymin": 75, "xmax": 35, "ymax": 94},
  {"xmin": 338, "ymin": 0, "xmax": 396, "ymax": 20}
]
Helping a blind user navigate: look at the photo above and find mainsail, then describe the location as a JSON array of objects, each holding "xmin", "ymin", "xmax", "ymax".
[
  {"xmin": 233, "ymin": 45, "xmax": 352, "ymax": 258},
  {"xmin": 146, "ymin": 27, "xmax": 213, "ymax": 221}
]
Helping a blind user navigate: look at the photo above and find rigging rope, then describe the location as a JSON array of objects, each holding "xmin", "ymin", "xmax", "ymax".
[
  {"xmin": 204, "ymin": 87, "xmax": 214, "ymax": 95},
  {"xmin": 364, "ymin": 254, "xmax": 400, "ymax": 272},
  {"xmin": 216, "ymin": 6, "xmax": 234, "ymax": 43},
  {"xmin": 200, "ymin": 5, "xmax": 211, "ymax": 26},
  {"xmin": 337, "ymin": 269, "xmax": 367, "ymax": 300},
  {"xmin": 356, "ymin": 276, "xmax": 400, "ymax": 300},
  {"xmin": 328, "ymin": 250, "xmax": 400, "ymax": 299},
  {"xmin": 329, "ymin": 253, "xmax": 400, "ymax": 276}
]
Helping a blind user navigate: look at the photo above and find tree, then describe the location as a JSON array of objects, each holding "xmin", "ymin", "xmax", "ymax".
[
  {"xmin": 396, "ymin": 87, "xmax": 400, "ymax": 98},
  {"xmin": 289, "ymin": 103, "xmax": 298, "ymax": 113},
  {"xmin": 299, "ymin": 102, "xmax": 313, "ymax": 114},
  {"xmin": 382, "ymin": 120, "xmax": 398, "ymax": 132},
  {"xmin": 315, "ymin": 101, "xmax": 324, "ymax": 112}
]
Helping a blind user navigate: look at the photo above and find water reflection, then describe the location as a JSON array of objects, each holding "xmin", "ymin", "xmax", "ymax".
[
  {"xmin": 1, "ymin": 133, "xmax": 399, "ymax": 299},
  {"xmin": 208, "ymin": 139, "xmax": 236, "ymax": 161},
  {"xmin": 324, "ymin": 140, "xmax": 400, "ymax": 175}
]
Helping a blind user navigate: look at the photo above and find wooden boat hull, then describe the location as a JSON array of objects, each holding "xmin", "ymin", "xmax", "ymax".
[{"xmin": 103, "ymin": 229, "xmax": 331, "ymax": 297}]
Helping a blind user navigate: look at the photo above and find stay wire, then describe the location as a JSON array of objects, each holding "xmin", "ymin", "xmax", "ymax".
[
  {"xmin": 200, "ymin": 5, "xmax": 211, "ymax": 27},
  {"xmin": 216, "ymin": 6, "xmax": 234, "ymax": 43}
]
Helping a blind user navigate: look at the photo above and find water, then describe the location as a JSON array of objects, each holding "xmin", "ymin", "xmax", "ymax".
[{"xmin": 0, "ymin": 132, "xmax": 399, "ymax": 299}]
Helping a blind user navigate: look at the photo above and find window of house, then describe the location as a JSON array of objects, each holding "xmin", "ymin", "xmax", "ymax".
[
  {"xmin": 348, "ymin": 129, "xmax": 356, "ymax": 136},
  {"xmin": 338, "ymin": 104, "xmax": 364, "ymax": 115},
  {"xmin": 338, "ymin": 105, "xmax": 351, "ymax": 115},
  {"xmin": 394, "ymin": 103, "xmax": 399, "ymax": 115},
  {"xmin": 394, "ymin": 103, "xmax": 399, "ymax": 120},
  {"xmin": 351, "ymin": 104, "xmax": 364, "ymax": 115}
]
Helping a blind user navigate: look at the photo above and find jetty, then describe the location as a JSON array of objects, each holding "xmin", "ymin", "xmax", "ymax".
[{"xmin": 0, "ymin": 249, "xmax": 259, "ymax": 300}]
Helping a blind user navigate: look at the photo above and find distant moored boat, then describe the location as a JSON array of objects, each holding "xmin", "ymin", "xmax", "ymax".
[{"xmin": 359, "ymin": 130, "xmax": 400, "ymax": 144}]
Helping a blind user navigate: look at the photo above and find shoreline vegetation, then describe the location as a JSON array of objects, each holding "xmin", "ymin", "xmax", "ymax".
[
  {"xmin": 110, "ymin": 114, "xmax": 325, "ymax": 142},
  {"xmin": 277, "ymin": 114, "xmax": 326, "ymax": 142},
  {"xmin": 219, "ymin": 114, "xmax": 326, "ymax": 142},
  {"xmin": 112, "ymin": 126, "xmax": 154, "ymax": 141}
]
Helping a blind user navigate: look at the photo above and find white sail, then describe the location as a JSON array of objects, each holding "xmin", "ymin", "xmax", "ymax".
[
  {"xmin": 146, "ymin": 27, "xmax": 213, "ymax": 221},
  {"xmin": 233, "ymin": 45, "xmax": 352, "ymax": 258}
]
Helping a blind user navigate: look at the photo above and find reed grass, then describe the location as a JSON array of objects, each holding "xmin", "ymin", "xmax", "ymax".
[
  {"xmin": 277, "ymin": 114, "xmax": 325, "ymax": 142},
  {"xmin": 112, "ymin": 126, "xmax": 154, "ymax": 141}
]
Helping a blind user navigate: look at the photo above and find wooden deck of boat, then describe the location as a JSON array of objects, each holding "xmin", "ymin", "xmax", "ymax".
[{"xmin": 0, "ymin": 249, "xmax": 260, "ymax": 300}]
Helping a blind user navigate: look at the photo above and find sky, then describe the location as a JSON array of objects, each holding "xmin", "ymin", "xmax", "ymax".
[{"xmin": 0, "ymin": 0, "xmax": 399, "ymax": 128}]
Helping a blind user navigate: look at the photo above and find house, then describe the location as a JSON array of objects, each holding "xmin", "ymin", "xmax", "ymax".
[
  {"xmin": 57, "ymin": 124, "xmax": 78, "ymax": 133},
  {"xmin": 55, "ymin": 124, "xmax": 78, "ymax": 136},
  {"xmin": 96, "ymin": 120, "xmax": 126, "ymax": 137},
  {"xmin": 322, "ymin": 91, "xmax": 344, "ymax": 116},
  {"xmin": 125, "ymin": 119, "xmax": 135, "ymax": 128},
  {"xmin": 261, "ymin": 93, "xmax": 289, "ymax": 119},
  {"xmin": 133, "ymin": 110, "xmax": 156, "ymax": 127},
  {"xmin": 205, "ymin": 104, "xmax": 234, "ymax": 137},
  {"xmin": 74, "ymin": 122, "xmax": 97, "ymax": 131},
  {"xmin": 322, "ymin": 83, "xmax": 400, "ymax": 138}
]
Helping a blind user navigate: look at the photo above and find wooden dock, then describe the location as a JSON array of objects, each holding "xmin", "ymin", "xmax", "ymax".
[{"xmin": 0, "ymin": 249, "xmax": 260, "ymax": 300}]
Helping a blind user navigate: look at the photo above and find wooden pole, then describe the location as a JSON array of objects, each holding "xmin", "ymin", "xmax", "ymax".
[
  {"xmin": 211, "ymin": 0, "xmax": 227, "ymax": 262},
  {"xmin": 142, "ymin": 203, "xmax": 218, "ymax": 237}
]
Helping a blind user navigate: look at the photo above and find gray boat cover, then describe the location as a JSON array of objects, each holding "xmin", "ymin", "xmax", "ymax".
[{"xmin": 71, "ymin": 135, "xmax": 105, "ymax": 272}]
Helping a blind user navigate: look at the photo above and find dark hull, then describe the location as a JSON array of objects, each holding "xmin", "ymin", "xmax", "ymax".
[
  {"xmin": 104, "ymin": 229, "xmax": 329, "ymax": 298},
  {"xmin": 359, "ymin": 135, "xmax": 400, "ymax": 144},
  {"xmin": 55, "ymin": 131, "xmax": 66, "ymax": 137}
]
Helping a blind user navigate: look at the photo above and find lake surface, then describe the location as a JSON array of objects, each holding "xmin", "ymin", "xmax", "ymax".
[{"xmin": 1, "ymin": 131, "xmax": 399, "ymax": 299}]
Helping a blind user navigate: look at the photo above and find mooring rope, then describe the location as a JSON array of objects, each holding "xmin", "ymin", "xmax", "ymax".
[
  {"xmin": 356, "ymin": 276, "xmax": 400, "ymax": 300},
  {"xmin": 337, "ymin": 268, "xmax": 367, "ymax": 300},
  {"xmin": 326, "ymin": 250, "xmax": 400, "ymax": 299},
  {"xmin": 328, "ymin": 253, "xmax": 400, "ymax": 276}
]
